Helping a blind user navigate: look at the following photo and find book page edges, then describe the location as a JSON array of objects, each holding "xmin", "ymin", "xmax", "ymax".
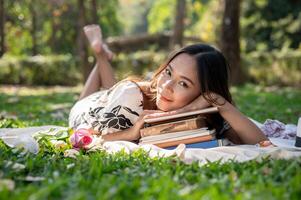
[{"xmin": 140, "ymin": 128, "xmax": 212, "ymax": 142}]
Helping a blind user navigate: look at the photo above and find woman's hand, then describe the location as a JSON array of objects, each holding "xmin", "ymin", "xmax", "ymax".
[{"xmin": 129, "ymin": 110, "xmax": 164, "ymax": 140}]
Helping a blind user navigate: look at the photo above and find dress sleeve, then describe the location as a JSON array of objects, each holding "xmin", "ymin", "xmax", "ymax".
[{"xmin": 86, "ymin": 81, "xmax": 144, "ymax": 134}]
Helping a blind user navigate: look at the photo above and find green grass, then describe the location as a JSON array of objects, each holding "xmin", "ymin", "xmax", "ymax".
[
  {"xmin": 0, "ymin": 84, "xmax": 301, "ymax": 199},
  {"xmin": 231, "ymin": 84, "xmax": 301, "ymax": 124}
]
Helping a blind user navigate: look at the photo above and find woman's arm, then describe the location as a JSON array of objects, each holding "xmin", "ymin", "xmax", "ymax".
[
  {"xmin": 101, "ymin": 110, "xmax": 163, "ymax": 142},
  {"xmin": 101, "ymin": 126, "xmax": 139, "ymax": 141},
  {"xmin": 217, "ymin": 100, "xmax": 267, "ymax": 144}
]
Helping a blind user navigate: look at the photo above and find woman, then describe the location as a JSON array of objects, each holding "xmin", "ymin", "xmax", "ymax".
[{"xmin": 69, "ymin": 38, "xmax": 267, "ymax": 145}]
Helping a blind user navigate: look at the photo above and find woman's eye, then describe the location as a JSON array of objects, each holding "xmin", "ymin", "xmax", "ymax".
[
  {"xmin": 179, "ymin": 81, "xmax": 188, "ymax": 88},
  {"xmin": 164, "ymin": 68, "xmax": 171, "ymax": 76}
]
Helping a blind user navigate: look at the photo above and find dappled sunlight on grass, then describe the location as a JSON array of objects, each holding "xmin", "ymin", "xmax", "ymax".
[
  {"xmin": 0, "ymin": 85, "xmax": 82, "ymax": 126},
  {"xmin": 231, "ymin": 84, "xmax": 301, "ymax": 124}
]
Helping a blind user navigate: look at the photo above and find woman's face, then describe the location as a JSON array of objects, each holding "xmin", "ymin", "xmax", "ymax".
[{"xmin": 156, "ymin": 53, "xmax": 201, "ymax": 111}]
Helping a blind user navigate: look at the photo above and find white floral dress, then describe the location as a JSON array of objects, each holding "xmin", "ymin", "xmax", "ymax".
[{"xmin": 69, "ymin": 81, "xmax": 144, "ymax": 135}]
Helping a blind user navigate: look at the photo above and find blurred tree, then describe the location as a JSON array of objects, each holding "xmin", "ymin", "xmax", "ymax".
[
  {"xmin": 242, "ymin": 0, "xmax": 301, "ymax": 52},
  {"xmin": 48, "ymin": 0, "xmax": 64, "ymax": 53},
  {"xmin": 119, "ymin": 0, "xmax": 155, "ymax": 35},
  {"xmin": 170, "ymin": 0, "xmax": 186, "ymax": 49},
  {"xmin": 96, "ymin": 0, "xmax": 122, "ymax": 37},
  {"xmin": 147, "ymin": 0, "xmax": 212, "ymax": 39},
  {"xmin": 187, "ymin": 0, "xmax": 221, "ymax": 43},
  {"xmin": 3, "ymin": 0, "xmax": 121, "ymax": 56},
  {"xmin": 76, "ymin": 0, "xmax": 90, "ymax": 81},
  {"xmin": 91, "ymin": 0, "xmax": 98, "ymax": 24},
  {"xmin": 0, "ymin": 0, "xmax": 5, "ymax": 57},
  {"xmin": 148, "ymin": 0, "xmax": 175, "ymax": 34},
  {"xmin": 29, "ymin": 0, "xmax": 37, "ymax": 55},
  {"xmin": 5, "ymin": 1, "xmax": 32, "ymax": 55},
  {"xmin": 47, "ymin": 1, "xmax": 78, "ymax": 54},
  {"xmin": 221, "ymin": 0, "xmax": 245, "ymax": 85}
]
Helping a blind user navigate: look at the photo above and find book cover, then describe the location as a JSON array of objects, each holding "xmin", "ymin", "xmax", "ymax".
[
  {"xmin": 164, "ymin": 139, "xmax": 227, "ymax": 150},
  {"xmin": 140, "ymin": 116, "xmax": 207, "ymax": 137}
]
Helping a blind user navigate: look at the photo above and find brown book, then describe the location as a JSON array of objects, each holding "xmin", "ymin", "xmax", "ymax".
[{"xmin": 140, "ymin": 116, "xmax": 207, "ymax": 137}]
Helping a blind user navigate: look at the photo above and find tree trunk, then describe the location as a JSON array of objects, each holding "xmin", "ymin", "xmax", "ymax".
[
  {"xmin": 0, "ymin": 0, "xmax": 5, "ymax": 57},
  {"xmin": 170, "ymin": 0, "xmax": 186, "ymax": 49},
  {"xmin": 30, "ymin": 2, "xmax": 38, "ymax": 55},
  {"xmin": 91, "ymin": 0, "xmax": 98, "ymax": 24},
  {"xmin": 50, "ymin": 15, "xmax": 58, "ymax": 52},
  {"xmin": 220, "ymin": 0, "xmax": 245, "ymax": 85},
  {"xmin": 77, "ymin": 0, "xmax": 90, "ymax": 81}
]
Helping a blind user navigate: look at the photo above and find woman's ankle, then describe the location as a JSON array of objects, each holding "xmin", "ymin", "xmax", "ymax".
[{"xmin": 95, "ymin": 53, "xmax": 108, "ymax": 62}]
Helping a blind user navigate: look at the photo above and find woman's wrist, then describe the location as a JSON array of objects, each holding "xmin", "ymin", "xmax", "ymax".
[
  {"xmin": 210, "ymin": 94, "xmax": 228, "ymax": 109},
  {"xmin": 216, "ymin": 98, "xmax": 231, "ymax": 113},
  {"xmin": 130, "ymin": 124, "xmax": 141, "ymax": 141}
]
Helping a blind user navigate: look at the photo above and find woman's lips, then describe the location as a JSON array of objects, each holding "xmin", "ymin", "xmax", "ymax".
[{"xmin": 159, "ymin": 94, "xmax": 173, "ymax": 102}]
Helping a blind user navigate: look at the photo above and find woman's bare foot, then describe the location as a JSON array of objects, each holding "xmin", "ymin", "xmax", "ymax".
[
  {"xmin": 83, "ymin": 24, "xmax": 114, "ymax": 61},
  {"xmin": 97, "ymin": 43, "xmax": 114, "ymax": 61}
]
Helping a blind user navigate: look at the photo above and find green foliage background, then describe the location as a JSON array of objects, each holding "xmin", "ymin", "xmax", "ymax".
[
  {"xmin": 242, "ymin": 0, "xmax": 301, "ymax": 52},
  {"xmin": 1, "ymin": 0, "xmax": 301, "ymax": 86}
]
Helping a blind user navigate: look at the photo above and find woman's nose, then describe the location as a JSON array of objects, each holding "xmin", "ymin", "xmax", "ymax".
[{"xmin": 162, "ymin": 80, "xmax": 174, "ymax": 93}]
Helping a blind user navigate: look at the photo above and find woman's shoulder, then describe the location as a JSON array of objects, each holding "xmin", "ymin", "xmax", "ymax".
[
  {"xmin": 114, "ymin": 80, "xmax": 151, "ymax": 93},
  {"xmin": 105, "ymin": 80, "xmax": 145, "ymax": 99}
]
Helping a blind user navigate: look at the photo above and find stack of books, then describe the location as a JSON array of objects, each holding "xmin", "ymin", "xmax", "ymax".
[{"xmin": 139, "ymin": 107, "xmax": 228, "ymax": 149}]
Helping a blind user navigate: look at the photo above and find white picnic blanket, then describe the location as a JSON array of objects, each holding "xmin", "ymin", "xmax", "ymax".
[{"xmin": 1, "ymin": 123, "xmax": 301, "ymax": 166}]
